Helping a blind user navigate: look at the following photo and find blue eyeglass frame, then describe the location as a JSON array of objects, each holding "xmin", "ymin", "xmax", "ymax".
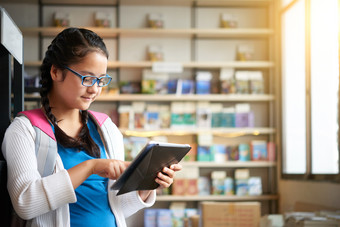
[{"xmin": 65, "ymin": 66, "xmax": 112, "ymax": 87}]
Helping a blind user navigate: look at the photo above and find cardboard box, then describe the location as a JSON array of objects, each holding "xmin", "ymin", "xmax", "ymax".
[{"xmin": 200, "ymin": 202, "xmax": 261, "ymax": 227}]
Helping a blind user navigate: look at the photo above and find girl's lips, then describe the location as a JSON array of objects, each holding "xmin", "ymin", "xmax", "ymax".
[{"xmin": 82, "ymin": 96, "xmax": 94, "ymax": 101}]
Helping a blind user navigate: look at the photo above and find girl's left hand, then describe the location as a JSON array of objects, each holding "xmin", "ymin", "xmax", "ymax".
[
  {"xmin": 138, "ymin": 163, "xmax": 182, "ymax": 201},
  {"xmin": 155, "ymin": 163, "xmax": 182, "ymax": 189}
]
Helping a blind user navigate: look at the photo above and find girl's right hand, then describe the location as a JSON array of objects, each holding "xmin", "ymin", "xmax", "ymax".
[{"xmin": 91, "ymin": 159, "xmax": 130, "ymax": 179}]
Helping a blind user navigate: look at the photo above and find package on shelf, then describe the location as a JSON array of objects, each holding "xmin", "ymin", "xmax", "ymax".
[
  {"xmin": 144, "ymin": 104, "xmax": 161, "ymax": 130},
  {"xmin": 177, "ymin": 79, "xmax": 195, "ymax": 95},
  {"xmin": 210, "ymin": 103, "xmax": 223, "ymax": 127},
  {"xmin": 53, "ymin": 12, "xmax": 70, "ymax": 27},
  {"xmin": 267, "ymin": 141, "xmax": 276, "ymax": 162},
  {"xmin": 236, "ymin": 44, "xmax": 254, "ymax": 61},
  {"xmin": 195, "ymin": 71, "xmax": 212, "ymax": 94},
  {"xmin": 251, "ymin": 140, "xmax": 268, "ymax": 161},
  {"xmin": 183, "ymin": 143, "xmax": 197, "ymax": 161},
  {"xmin": 198, "ymin": 176, "xmax": 211, "ymax": 195},
  {"xmin": 101, "ymin": 78, "xmax": 119, "ymax": 95},
  {"xmin": 224, "ymin": 177, "xmax": 234, "ymax": 195},
  {"xmin": 226, "ymin": 145, "xmax": 239, "ymax": 160},
  {"xmin": 170, "ymin": 102, "xmax": 184, "ymax": 128},
  {"xmin": 172, "ymin": 166, "xmax": 199, "ymax": 196},
  {"xmin": 94, "ymin": 11, "xmax": 113, "ymax": 28},
  {"xmin": 238, "ymin": 143, "xmax": 251, "ymax": 161},
  {"xmin": 144, "ymin": 209, "xmax": 158, "ymax": 227},
  {"xmin": 211, "ymin": 144, "xmax": 227, "ymax": 162},
  {"xmin": 183, "ymin": 102, "xmax": 196, "ymax": 128},
  {"xmin": 147, "ymin": 13, "xmax": 164, "ymax": 29},
  {"xmin": 211, "ymin": 171, "xmax": 226, "ymax": 195},
  {"xmin": 260, "ymin": 214, "xmax": 284, "ymax": 227},
  {"xmin": 235, "ymin": 168, "xmax": 249, "ymax": 196},
  {"xmin": 196, "ymin": 102, "xmax": 212, "ymax": 128},
  {"xmin": 220, "ymin": 13, "xmax": 238, "ymax": 28},
  {"xmin": 123, "ymin": 136, "xmax": 148, "ymax": 161},
  {"xmin": 159, "ymin": 105, "xmax": 171, "ymax": 128},
  {"xmin": 235, "ymin": 70, "xmax": 250, "ymax": 94},
  {"xmin": 170, "ymin": 202, "xmax": 186, "ymax": 227},
  {"xmin": 235, "ymin": 103, "xmax": 254, "ymax": 127},
  {"xmin": 197, "ymin": 146, "xmax": 212, "ymax": 161},
  {"xmin": 119, "ymin": 81, "xmax": 141, "ymax": 94},
  {"xmin": 221, "ymin": 106, "xmax": 236, "ymax": 127},
  {"xmin": 197, "ymin": 133, "xmax": 213, "ymax": 161},
  {"xmin": 200, "ymin": 202, "xmax": 261, "ymax": 227},
  {"xmin": 220, "ymin": 68, "xmax": 236, "ymax": 94},
  {"xmin": 132, "ymin": 102, "xmax": 146, "ymax": 129},
  {"xmin": 118, "ymin": 104, "xmax": 133, "ymax": 129},
  {"xmin": 249, "ymin": 71, "xmax": 265, "ymax": 94},
  {"xmin": 142, "ymin": 69, "xmax": 169, "ymax": 94},
  {"xmin": 248, "ymin": 177, "xmax": 262, "ymax": 196},
  {"xmin": 157, "ymin": 209, "xmax": 172, "ymax": 227},
  {"xmin": 147, "ymin": 44, "xmax": 164, "ymax": 62}
]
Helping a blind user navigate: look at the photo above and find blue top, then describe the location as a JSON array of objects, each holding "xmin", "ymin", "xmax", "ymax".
[{"xmin": 57, "ymin": 118, "xmax": 117, "ymax": 227}]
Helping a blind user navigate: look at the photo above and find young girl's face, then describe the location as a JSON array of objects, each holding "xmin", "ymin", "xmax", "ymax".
[{"xmin": 52, "ymin": 51, "xmax": 108, "ymax": 111}]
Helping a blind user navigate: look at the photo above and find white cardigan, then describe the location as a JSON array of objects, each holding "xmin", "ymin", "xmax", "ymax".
[{"xmin": 2, "ymin": 115, "xmax": 156, "ymax": 227}]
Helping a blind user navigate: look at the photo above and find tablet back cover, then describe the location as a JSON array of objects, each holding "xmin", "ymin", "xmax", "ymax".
[{"xmin": 111, "ymin": 142, "xmax": 191, "ymax": 195}]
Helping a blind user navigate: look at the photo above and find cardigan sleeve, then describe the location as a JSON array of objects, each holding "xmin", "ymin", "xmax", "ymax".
[{"xmin": 1, "ymin": 117, "xmax": 76, "ymax": 220}]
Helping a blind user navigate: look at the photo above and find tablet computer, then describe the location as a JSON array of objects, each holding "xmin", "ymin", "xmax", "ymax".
[{"xmin": 111, "ymin": 141, "xmax": 191, "ymax": 195}]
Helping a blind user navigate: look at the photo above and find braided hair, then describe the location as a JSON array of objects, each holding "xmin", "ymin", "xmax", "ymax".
[{"xmin": 40, "ymin": 27, "xmax": 109, "ymax": 158}]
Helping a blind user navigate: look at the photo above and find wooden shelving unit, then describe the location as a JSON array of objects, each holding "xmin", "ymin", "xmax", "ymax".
[{"xmin": 20, "ymin": 0, "xmax": 278, "ymax": 216}]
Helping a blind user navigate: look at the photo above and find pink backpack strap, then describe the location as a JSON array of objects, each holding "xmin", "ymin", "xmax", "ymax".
[
  {"xmin": 88, "ymin": 110, "xmax": 109, "ymax": 127},
  {"xmin": 18, "ymin": 109, "xmax": 56, "ymax": 141}
]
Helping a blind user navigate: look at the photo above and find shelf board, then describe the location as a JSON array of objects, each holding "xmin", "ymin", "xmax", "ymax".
[
  {"xmin": 97, "ymin": 94, "xmax": 275, "ymax": 102},
  {"xmin": 195, "ymin": 0, "xmax": 272, "ymax": 7},
  {"xmin": 25, "ymin": 60, "xmax": 274, "ymax": 69},
  {"xmin": 21, "ymin": 27, "xmax": 120, "ymax": 38},
  {"xmin": 21, "ymin": 27, "xmax": 273, "ymax": 38},
  {"xmin": 40, "ymin": 0, "xmax": 117, "ymax": 5},
  {"xmin": 117, "ymin": 61, "xmax": 274, "ymax": 69},
  {"xmin": 181, "ymin": 161, "xmax": 276, "ymax": 168},
  {"xmin": 156, "ymin": 194, "xmax": 279, "ymax": 202},
  {"xmin": 120, "ymin": 127, "xmax": 275, "ymax": 137}
]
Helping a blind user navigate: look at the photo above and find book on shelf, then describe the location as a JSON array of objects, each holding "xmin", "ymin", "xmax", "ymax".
[
  {"xmin": 248, "ymin": 177, "xmax": 262, "ymax": 196},
  {"xmin": 226, "ymin": 145, "xmax": 239, "ymax": 161}
]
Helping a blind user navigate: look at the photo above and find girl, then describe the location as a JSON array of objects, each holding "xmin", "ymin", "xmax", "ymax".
[{"xmin": 2, "ymin": 27, "xmax": 181, "ymax": 227}]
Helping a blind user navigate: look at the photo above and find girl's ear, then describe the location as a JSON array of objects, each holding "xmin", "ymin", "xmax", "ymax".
[{"xmin": 50, "ymin": 65, "xmax": 63, "ymax": 81}]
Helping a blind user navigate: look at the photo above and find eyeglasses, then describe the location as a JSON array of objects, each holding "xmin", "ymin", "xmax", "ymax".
[{"xmin": 65, "ymin": 66, "xmax": 112, "ymax": 87}]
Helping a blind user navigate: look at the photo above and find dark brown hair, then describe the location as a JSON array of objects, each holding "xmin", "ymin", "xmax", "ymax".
[{"xmin": 40, "ymin": 27, "xmax": 109, "ymax": 158}]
